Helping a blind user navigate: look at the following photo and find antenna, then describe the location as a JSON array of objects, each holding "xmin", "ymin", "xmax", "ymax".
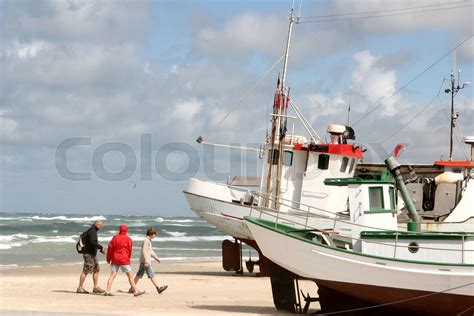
[
  {"xmin": 444, "ymin": 50, "xmax": 469, "ymax": 160},
  {"xmin": 452, "ymin": 50, "xmax": 456, "ymax": 78},
  {"xmin": 347, "ymin": 89, "xmax": 352, "ymax": 125},
  {"xmin": 441, "ymin": 125, "xmax": 444, "ymax": 160}
]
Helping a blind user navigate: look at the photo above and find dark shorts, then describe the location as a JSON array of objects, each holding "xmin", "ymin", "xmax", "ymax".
[
  {"xmin": 83, "ymin": 254, "xmax": 100, "ymax": 273},
  {"xmin": 135, "ymin": 263, "xmax": 155, "ymax": 279}
]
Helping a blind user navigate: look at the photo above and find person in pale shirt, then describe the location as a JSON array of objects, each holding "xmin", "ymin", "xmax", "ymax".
[{"xmin": 129, "ymin": 227, "xmax": 168, "ymax": 294}]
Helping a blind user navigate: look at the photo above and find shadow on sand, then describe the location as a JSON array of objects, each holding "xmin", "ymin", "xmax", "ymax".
[
  {"xmin": 51, "ymin": 290, "xmax": 106, "ymax": 296},
  {"xmin": 190, "ymin": 305, "xmax": 288, "ymax": 314},
  {"xmin": 158, "ymin": 270, "xmax": 260, "ymax": 278},
  {"xmin": 52, "ymin": 290, "xmax": 81, "ymax": 294}
]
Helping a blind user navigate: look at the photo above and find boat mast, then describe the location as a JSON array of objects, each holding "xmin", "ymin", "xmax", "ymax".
[
  {"xmin": 264, "ymin": 82, "xmax": 280, "ymax": 208},
  {"xmin": 280, "ymin": 9, "xmax": 294, "ymax": 91},
  {"xmin": 264, "ymin": 8, "xmax": 296, "ymax": 209}
]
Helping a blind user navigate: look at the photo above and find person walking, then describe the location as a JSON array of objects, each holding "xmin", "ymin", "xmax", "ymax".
[
  {"xmin": 77, "ymin": 220, "xmax": 106, "ymax": 294},
  {"xmin": 104, "ymin": 224, "xmax": 144, "ymax": 297},
  {"xmin": 130, "ymin": 228, "xmax": 168, "ymax": 294}
]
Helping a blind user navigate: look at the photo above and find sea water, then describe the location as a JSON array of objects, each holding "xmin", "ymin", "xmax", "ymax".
[{"xmin": 0, "ymin": 212, "xmax": 244, "ymax": 269}]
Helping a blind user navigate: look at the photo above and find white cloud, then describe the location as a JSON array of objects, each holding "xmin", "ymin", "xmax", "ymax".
[
  {"xmin": 169, "ymin": 64, "xmax": 178, "ymax": 75},
  {"xmin": 195, "ymin": 13, "xmax": 285, "ymax": 58},
  {"xmin": 0, "ymin": 116, "xmax": 19, "ymax": 142},
  {"xmin": 350, "ymin": 50, "xmax": 400, "ymax": 116},
  {"xmin": 302, "ymin": 50, "xmax": 401, "ymax": 125},
  {"xmin": 304, "ymin": 93, "xmax": 346, "ymax": 121},
  {"xmin": 193, "ymin": 12, "xmax": 351, "ymax": 63},
  {"xmin": 172, "ymin": 98, "xmax": 203, "ymax": 122},
  {"xmin": 143, "ymin": 62, "xmax": 151, "ymax": 74},
  {"xmin": 3, "ymin": 1, "xmax": 153, "ymax": 44},
  {"xmin": 1, "ymin": 0, "xmax": 472, "ymax": 213},
  {"xmin": 5, "ymin": 43, "xmax": 142, "ymax": 89},
  {"xmin": 328, "ymin": 0, "xmax": 473, "ymax": 34},
  {"xmin": 5, "ymin": 40, "xmax": 52, "ymax": 59},
  {"xmin": 458, "ymin": 39, "xmax": 474, "ymax": 63},
  {"xmin": 193, "ymin": 1, "xmax": 472, "ymax": 62}
]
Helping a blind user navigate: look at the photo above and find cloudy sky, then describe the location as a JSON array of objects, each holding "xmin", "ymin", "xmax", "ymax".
[{"xmin": 1, "ymin": 0, "xmax": 473, "ymax": 216}]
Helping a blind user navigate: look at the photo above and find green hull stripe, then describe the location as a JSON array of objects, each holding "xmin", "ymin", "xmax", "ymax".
[
  {"xmin": 360, "ymin": 231, "xmax": 474, "ymax": 240},
  {"xmin": 244, "ymin": 216, "xmax": 474, "ymax": 267}
]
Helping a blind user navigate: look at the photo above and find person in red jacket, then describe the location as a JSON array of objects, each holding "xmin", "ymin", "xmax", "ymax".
[{"xmin": 104, "ymin": 225, "xmax": 144, "ymax": 297}]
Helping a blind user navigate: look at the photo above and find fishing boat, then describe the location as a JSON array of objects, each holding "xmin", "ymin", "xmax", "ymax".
[
  {"xmin": 183, "ymin": 8, "xmax": 474, "ymax": 275},
  {"xmin": 245, "ymin": 154, "xmax": 474, "ymax": 315},
  {"xmin": 183, "ymin": 9, "xmax": 363, "ymax": 273}
]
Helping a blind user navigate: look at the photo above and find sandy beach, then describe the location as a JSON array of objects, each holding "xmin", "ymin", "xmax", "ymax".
[{"xmin": 0, "ymin": 261, "xmax": 318, "ymax": 315}]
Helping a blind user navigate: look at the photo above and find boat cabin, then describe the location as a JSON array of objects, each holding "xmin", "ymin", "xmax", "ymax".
[
  {"xmin": 259, "ymin": 124, "xmax": 363, "ymax": 216},
  {"xmin": 324, "ymin": 171, "xmax": 398, "ymax": 250},
  {"xmin": 325, "ymin": 172, "xmax": 474, "ymax": 264}
]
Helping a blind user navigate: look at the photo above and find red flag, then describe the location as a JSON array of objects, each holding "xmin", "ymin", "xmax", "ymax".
[
  {"xmin": 285, "ymin": 87, "xmax": 291, "ymax": 109},
  {"xmin": 273, "ymin": 75, "xmax": 281, "ymax": 109},
  {"xmin": 394, "ymin": 144, "xmax": 405, "ymax": 158},
  {"xmin": 273, "ymin": 91, "xmax": 280, "ymax": 109}
]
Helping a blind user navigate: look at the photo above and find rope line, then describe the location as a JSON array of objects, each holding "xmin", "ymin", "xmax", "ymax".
[
  {"xmin": 298, "ymin": 3, "xmax": 472, "ymax": 23},
  {"xmin": 456, "ymin": 118, "xmax": 470, "ymax": 160},
  {"xmin": 318, "ymin": 282, "xmax": 474, "ymax": 315},
  {"xmin": 352, "ymin": 35, "xmax": 473, "ymax": 127},
  {"xmin": 437, "ymin": 94, "xmax": 470, "ymax": 160},
  {"xmin": 300, "ymin": 0, "xmax": 471, "ymax": 19},
  {"xmin": 456, "ymin": 305, "xmax": 474, "ymax": 316},
  {"xmin": 380, "ymin": 79, "xmax": 445, "ymax": 144},
  {"xmin": 205, "ymin": 55, "xmax": 284, "ymax": 140}
]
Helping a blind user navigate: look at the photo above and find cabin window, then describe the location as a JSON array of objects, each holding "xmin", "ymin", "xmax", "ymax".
[
  {"xmin": 340, "ymin": 157, "xmax": 349, "ymax": 172},
  {"xmin": 267, "ymin": 149, "xmax": 293, "ymax": 166},
  {"xmin": 349, "ymin": 159, "xmax": 356, "ymax": 173},
  {"xmin": 389, "ymin": 187, "xmax": 396, "ymax": 209},
  {"xmin": 369, "ymin": 187, "xmax": 384, "ymax": 210},
  {"xmin": 318, "ymin": 154, "xmax": 330, "ymax": 170},
  {"xmin": 268, "ymin": 149, "xmax": 279, "ymax": 165},
  {"xmin": 283, "ymin": 151, "xmax": 293, "ymax": 166}
]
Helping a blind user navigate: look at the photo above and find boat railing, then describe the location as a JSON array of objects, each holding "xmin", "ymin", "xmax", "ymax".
[
  {"xmin": 209, "ymin": 181, "xmax": 256, "ymax": 194},
  {"xmin": 249, "ymin": 192, "xmax": 473, "ymax": 264},
  {"xmin": 255, "ymin": 191, "xmax": 350, "ymax": 220}
]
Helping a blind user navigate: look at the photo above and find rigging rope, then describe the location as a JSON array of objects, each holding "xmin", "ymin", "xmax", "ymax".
[
  {"xmin": 288, "ymin": 99, "xmax": 323, "ymax": 143},
  {"xmin": 352, "ymin": 34, "xmax": 473, "ymax": 127},
  {"xmin": 437, "ymin": 95, "xmax": 470, "ymax": 160},
  {"xmin": 380, "ymin": 79, "xmax": 446, "ymax": 144},
  {"xmin": 298, "ymin": 2, "xmax": 472, "ymax": 23},
  {"xmin": 380, "ymin": 78, "xmax": 470, "ymax": 160},
  {"xmin": 318, "ymin": 282, "xmax": 474, "ymax": 315},
  {"xmin": 204, "ymin": 55, "xmax": 284, "ymax": 141},
  {"xmin": 456, "ymin": 118, "xmax": 470, "ymax": 160},
  {"xmin": 300, "ymin": 0, "xmax": 471, "ymax": 19}
]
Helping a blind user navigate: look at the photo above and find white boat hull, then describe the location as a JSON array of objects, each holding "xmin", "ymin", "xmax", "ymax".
[
  {"xmin": 245, "ymin": 218, "xmax": 474, "ymax": 315},
  {"xmin": 183, "ymin": 178, "xmax": 343, "ymax": 241},
  {"xmin": 184, "ymin": 191, "xmax": 254, "ymax": 240}
]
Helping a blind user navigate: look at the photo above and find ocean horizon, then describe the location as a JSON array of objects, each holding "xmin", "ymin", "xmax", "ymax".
[{"xmin": 0, "ymin": 211, "xmax": 252, "ymax": 270}]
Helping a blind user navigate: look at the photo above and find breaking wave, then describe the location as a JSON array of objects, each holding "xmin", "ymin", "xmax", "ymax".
[
  {"xmin": 163, "ymin": 230, "xmax": 187, "ymax": 237},
  {"xmin": 31, "ymin": 215, "xmax": 107, "ymax": 222}
]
